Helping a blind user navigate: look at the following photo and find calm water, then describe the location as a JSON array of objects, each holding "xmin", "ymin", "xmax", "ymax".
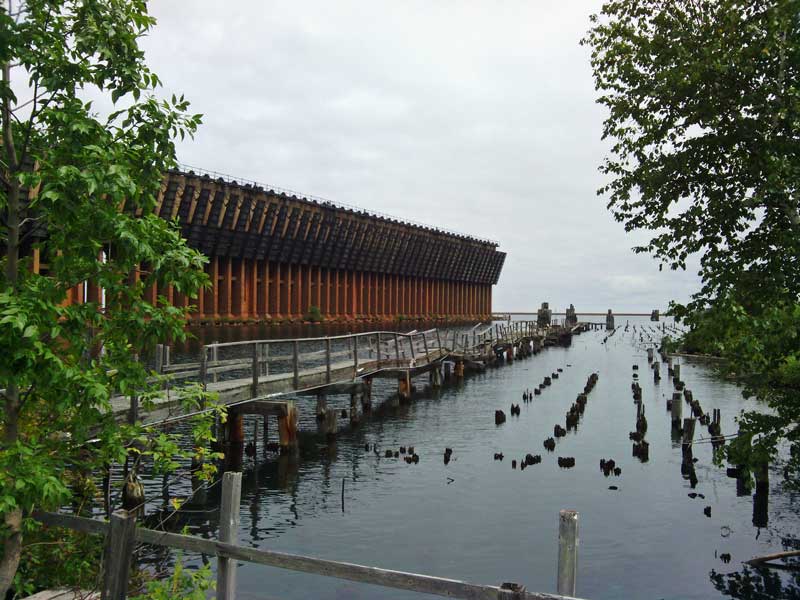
[{"xmin": 138, "ymin": 317, "xmax": 800, "ymax": 600}]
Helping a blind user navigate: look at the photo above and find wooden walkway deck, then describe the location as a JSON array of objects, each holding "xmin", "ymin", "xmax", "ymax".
[{"xmin": 112, "ymin": 320, "xmax": 590, "ymax": 430}]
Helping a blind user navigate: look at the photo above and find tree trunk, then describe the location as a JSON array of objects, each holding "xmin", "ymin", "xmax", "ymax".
[{"xmin": 0, "ymin": 56, "xmax": 24, "ymax": 599}]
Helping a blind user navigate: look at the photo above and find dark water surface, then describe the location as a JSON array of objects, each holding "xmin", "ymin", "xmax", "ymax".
[{"xmin": 141, "ymin": 317, "xmax": 800, "ymax": 600}]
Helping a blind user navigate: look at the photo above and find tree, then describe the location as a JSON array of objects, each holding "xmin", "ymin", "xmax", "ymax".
[
  {"xmin": 584, "ymin": 1, "xmax": 800, "ymax": 477},
  {"xmin": 0, "ymin": 1, "xmax": 221, "ymax": 596}
]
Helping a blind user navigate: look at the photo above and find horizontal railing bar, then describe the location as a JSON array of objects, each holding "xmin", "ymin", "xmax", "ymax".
[{"xmin": 206, "ymin": 328, "xmax": 443, "ymax": 349}]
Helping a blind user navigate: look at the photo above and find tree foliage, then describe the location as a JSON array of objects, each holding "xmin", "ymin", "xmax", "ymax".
[
  {"xmin": 0, "ymin": 1, "xmax": 222, "ymax": 597},
  {"xmin": 584, "ymin": 0, "xmax": 800, "ymax": 478}
]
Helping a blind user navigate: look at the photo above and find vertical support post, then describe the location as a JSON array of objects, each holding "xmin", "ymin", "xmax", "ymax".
[
  {"xmin": 422, "ymin": 332, "xmax": 429, "ymax": 362},
  {"xmin": 217, "ymin": 471, "xmax": 242, "ymax": 600},
  {"xmin": 436, "ymin": 328, "xmax": 442, "ymax": 354},
  {"xmin": 409, "ymin": 333, "xmax": 416, "ymax": 361},
  {"xmin": 376, "ymin": 332, "xmax": 382, "ymax": 368},
  {"xmin": 212, "ymin": 343, "xmax": 219, "ymax": 383},
  {"xmin": 325, "ymin": 337, "xmax": 332, "ymax": 383},
  {"xmin": 394, "ymin": 333, "xmax": 401, "ymax": 362},
  {"xmin": 155, "ymin": 343, "xmax": 164, "ymax": 373},
  {"xmin": 557, "ymin": 509, "xmax": 579, "ymax": 597},
  {"xmin": 200, "ymin": 346, "xmax": 208, "ymax": 392},
  {"xmin": 262, "ymin": 415, "xmax": 269, "ymax": 457},
  {"xmin": 292, "ymin": 341, "xmax": 299, "ymax": 389},
  {"xmin": 353, "ymin": 335, "xmax": 359, "ymax": 375},
  {"xmin": 101, "ymin": 510, "xmax": 136, "ymax": 600},
  {"xmin": 251, "ymin": 343, "xmax": 259, "ymax": 397}
]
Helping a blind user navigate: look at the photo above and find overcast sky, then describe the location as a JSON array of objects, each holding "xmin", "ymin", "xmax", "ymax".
[{"xmin": 139, "ymin": 1, "xmax": 700, "ymax": 313}]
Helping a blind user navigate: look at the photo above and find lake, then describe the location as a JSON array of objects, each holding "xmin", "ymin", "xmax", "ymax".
[{"xmin": 135, "ymin": 316, "xmax": 800, "ymax": 600}]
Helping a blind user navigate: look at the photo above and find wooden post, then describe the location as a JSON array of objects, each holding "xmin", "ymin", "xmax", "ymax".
[
  {"xmin": 436, "ymin": 328, "xmax": 442, "ymax": 353},
  {"xmin": 262, "ymin": 415, "xmax": 269, "ymax": 458},
  {"xmin": 409, "ymin": 333, "xmax": 416, "ymax": 361},
  {"xmin": 212, "ymin": 343, "xmax": 219, "ymax": 383},
  {"xmin": 128, "ymin": 396, "xmax": 138, "ymax": 425},
  {"xmin": 200, "ymin": 346, "xmax": 208, "ymax": 392},
  {"xmin": 251, "ymin": 343, "xmax": 259, "ymax": 397},
  {"xmin": 292, "ymin": 340, "xmax": 299, "ymax": 389},
  {"xmin": 325, "ymin": 337, "xmax": 332, "ymax": 383},
  {"xmin": 101, "ymin": 510, "xmax": 136, "ymax": 600},
  {"xmin": 422, "ymin": 332, "xmax": 429, "ymax": 362},
  {"xmin": 155, "ymin": 343, "xmax": 164, "ymax": 373},
  {"xmin": 353, "ymin": 335, "xmax": 359, "ymax": 375},
  {"xmin": 682, "ymin": 418, "xmax": 696, "ymax": 449},
  {"xmin": 557, "ymin": 509, "xmax": 579, "ymax": 597},
  {"xmin": 217, "ymin": 471, "xmax": 242, "ymax": 600},
  {"xmin": 376, "ymin": 333, "xmax": 382, "ymax": 368},
  {"xmin": 671, "ymin": 392, "xmax": 683, "ymax": 426},
  {"xmin": 394, "ymin": 333, "xmax": 401, "ymax": 362}
]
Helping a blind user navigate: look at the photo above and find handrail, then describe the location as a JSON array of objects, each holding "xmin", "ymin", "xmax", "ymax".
[{"xmin": 205, "ymin": 329, "xmax": 437, "ymax": 349}]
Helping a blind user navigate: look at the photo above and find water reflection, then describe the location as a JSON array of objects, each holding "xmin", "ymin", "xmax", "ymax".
[{"xmin": 710, "ymin": 564, "xmax": 800, "ymax": 599}]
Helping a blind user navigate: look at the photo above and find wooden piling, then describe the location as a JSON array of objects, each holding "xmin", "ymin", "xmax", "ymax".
[
  {"xmin": 217, "ymin": 472, "xmax": 242, "ymax": 600},
  {"xmin": 349, "ymin": 392, "xmax": 359, "ymax": 426},
  {"xmin": 557, "ymin": 509, "xmax": 579, "ymax": 597},
  {"xmin": 278, "ymin": 403, "xmax": 298, "ymax": 451},
  {"xmin": 324, "ymin": 407, "xmax": 338, "ymax": 440},
  {"xmin": 671, "ymin": 393, "xmax": 683, "ymax": 427}
]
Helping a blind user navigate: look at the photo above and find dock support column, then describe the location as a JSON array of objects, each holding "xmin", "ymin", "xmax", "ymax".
[
  {"xmin": 361, "ymin": 377, "xmax": 373, "ymax": 412},
  {"xmin": 455, "ymin": 359, "xmax": 465, "ymax": 379},
  {"xmin": 278, "ymin": 403, "xmax": 298, "ymax": 453},
  {"xmin": 224, "ymin": 410, "xmax": 244, "ymax": 472},
  {"xmin": 397, "ymin": 372, "xmax": 411, "ymax": 404},
  {"xmin": 315, "ymin": 393, "xmax": 327, "ymax": 421},
  {"xmin": 323, "ymin": 407, "xmax": 338, "ymax": 441},
  {"xmin": 350, "ymin": 391, "xmax": 360, "ymax": 426},
  {"xmin": 430, "ymin": 365, "xmax": 442, "ymax": 388}
]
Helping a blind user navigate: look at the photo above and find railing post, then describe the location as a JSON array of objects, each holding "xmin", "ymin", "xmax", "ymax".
[
  {"xmin": 292, "ymin": 341, "xmax": 300, "ymax": 390},
  {"xmin": 353, "ymin": 335, "xmax": 359, "ymax": 375},
  {"xmin": 263, "ymin": 342, "xmax": 270, "ymax": 377},
  {"xmin": 436, "ymin": 328, "xmax": 442, "ymax": 353},
  {"xmin": 408, "ymin": 333, "xmax": 416, "ymax": 361},
  {"xmin": 200, "ymin": 346, "xmax": 208, "ymax": 392},
  {"xmin": 101, "ymin": 509, "xmax": 136, "ymax": 600},
  {"xmin": 376, "ymin": 333, "xmax": 382, "ymax": 368},
  {"xmin": 325, "ymin": 337, "xmax": 332, "ymax": 383},
  {"xmin": 557, "ymin": 509, "xmax": 579, "ymax": 597},
  {"xmin": 128, "ymin": 396, "xmax": 138, "ymax": 425},
  {"xmin": 394, "ymin": 333, "xmax": 401, "ymax": 363},
  {"xmin": 212, "ymin": 342, "xmax": 219, "ymax": 383},
  {"xmin": 155, "ymin": 343, "xmax": 164, "ymax": 373},
  {"xmin": 421, "ymin": 332, "xmax": 429, "ymax": 362},
  {"xmin": 217, "ymin": 471, "xmax": 242, "ymax": 600},
  {"xmin": 251, "ymin": 343, "xmax": 259, "ymax": 397}
]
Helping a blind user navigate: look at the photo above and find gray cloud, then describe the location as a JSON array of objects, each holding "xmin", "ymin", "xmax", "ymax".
[{"xmin": 139, "ymin": 0, "xmax": 701, "ymax": 313}]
